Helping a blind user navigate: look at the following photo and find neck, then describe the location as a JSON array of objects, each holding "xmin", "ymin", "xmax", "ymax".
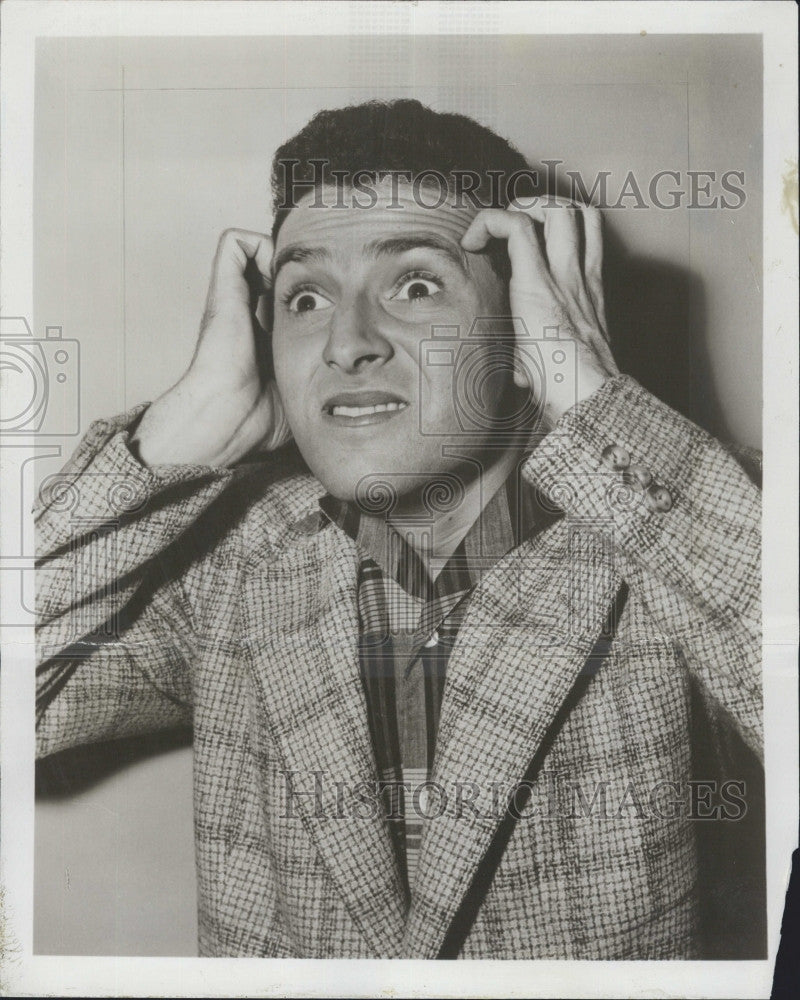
[{"xmin": 389, "ymin": 447, "xmax": 524, "ymax": 568}]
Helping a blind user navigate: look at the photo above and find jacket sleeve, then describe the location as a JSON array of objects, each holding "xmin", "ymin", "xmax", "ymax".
[
  {"xmin": 35, "ymin": 405, "xmax": 237, "ymax": 757},
  {"xmin": 522, "ymin": 374, "xmax": 762, "ymax": 758}
]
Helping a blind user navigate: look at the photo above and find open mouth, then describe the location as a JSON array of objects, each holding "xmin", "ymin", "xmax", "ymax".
[{"xmin": 322, "ymin": 390, "xmax": 410, "ymax": 425}]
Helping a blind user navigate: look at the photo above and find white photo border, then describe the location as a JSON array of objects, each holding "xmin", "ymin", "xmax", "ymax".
[{"xmin": 1, "ymin": 2, "xmax": 797, "ymax": 997}]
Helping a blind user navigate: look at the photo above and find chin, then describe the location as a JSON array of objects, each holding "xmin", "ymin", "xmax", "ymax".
[
  {"xmin": 308, "ymin": 463, "xmax": 397, "ymax": 506},
  {"xmin": 300, "ymin": 452, "xmax": 372, "ymax": 503},
  {"xmin": 301, "ymin": 445, "xmax": 423, "ymax": 503},
  {"xmin": 312, "ymin": 472, "xmax": 359, "ymax": 503}
]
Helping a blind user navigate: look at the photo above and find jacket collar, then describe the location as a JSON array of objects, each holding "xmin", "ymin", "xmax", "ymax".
[{"xmin": 243, "ymin": 522, "xmax": 410, "ymax": 956}]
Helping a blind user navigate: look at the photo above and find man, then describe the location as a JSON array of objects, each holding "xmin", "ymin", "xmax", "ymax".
[{"xmin": 36, "ymin": 99, "xmax": 763, "ymax": 959}]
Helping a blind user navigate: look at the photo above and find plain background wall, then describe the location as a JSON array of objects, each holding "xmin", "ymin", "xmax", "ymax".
[{"xmin": 33, "ymin": 34, "xmax": 762, "ymax": 955}]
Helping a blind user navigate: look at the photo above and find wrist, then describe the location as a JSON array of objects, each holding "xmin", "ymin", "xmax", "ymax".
[
  {"xmin": 131, "ymin": 380, "xmax": 250, "ymax": 468},
  {"xmin": 543, "ymin": 365, "xmax": 611, "ymax": 425}
]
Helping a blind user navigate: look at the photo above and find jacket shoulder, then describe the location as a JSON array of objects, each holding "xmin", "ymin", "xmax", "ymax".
[
  {"xmin": 227, "ymin": 444, "xmax": 325, "ymax": 564},
  {"xmin": 722, "ymin": 441, "xmax": 762, "ymax": 489}
]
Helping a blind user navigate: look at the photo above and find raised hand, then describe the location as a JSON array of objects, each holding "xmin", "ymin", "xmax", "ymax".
[
  {"xmin": 460, "ymin": 198, "xmax": 619, "ymax": 430},
  {"xmin": 132, "ymin": 229, "xmax": 290, "ymax": 468}
]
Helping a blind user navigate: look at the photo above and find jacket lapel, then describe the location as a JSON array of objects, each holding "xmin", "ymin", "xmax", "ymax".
[
  {"xmin": 244, "ymin": 510, "xmax": 408, "ymax": 957},
  {"xmin": 402, "ymin": 516, "xmax": 622, "ymax": 957}
]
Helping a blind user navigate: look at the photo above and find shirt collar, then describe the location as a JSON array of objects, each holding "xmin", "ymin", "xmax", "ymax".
[{"xmin": 318, "ymin": 461, "xmax": 547, "ymax": 602}]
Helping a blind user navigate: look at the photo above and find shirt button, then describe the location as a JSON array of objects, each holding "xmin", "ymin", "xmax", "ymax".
[
  {"xmin": 645, "ymin": 484, "xmax": 674, "ymax": 512},
  {"xmin": 424, "ymin": 630, "xmax": 440, "ymax": 648},
  {"xmin": 622, "ymin": 463, "xmax": 653, "ymax": 490},
  {"xmin": 601, "ymin": 444, "xmax": 631, "ymax": 471}
]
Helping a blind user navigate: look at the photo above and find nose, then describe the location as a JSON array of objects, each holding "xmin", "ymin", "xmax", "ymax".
[{"xmin": 322, "ymin": 291, "xmax": 393, "ymax": 373}]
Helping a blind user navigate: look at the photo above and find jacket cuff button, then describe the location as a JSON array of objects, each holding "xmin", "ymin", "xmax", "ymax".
[
  {"xmin": 601, "ymin": 444, "xmax": 631, "ymax": 471},
  {"xmin": 622, "ymin": 463, "xmax": 653, "ymax": 490},
  {"xmin": 645, "ymin": 484, "xmax": 674, "ymax": 512}
]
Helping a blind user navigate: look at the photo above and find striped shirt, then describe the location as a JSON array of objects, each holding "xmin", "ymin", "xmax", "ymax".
[{"xmin": 319, "ymin": 464, "xmax": 549, "ymax": 896}]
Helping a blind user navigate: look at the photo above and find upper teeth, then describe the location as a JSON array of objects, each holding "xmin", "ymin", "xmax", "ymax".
[{"xmin": 330, "ymin": 402, "xmax": 407, "ymax": 417}]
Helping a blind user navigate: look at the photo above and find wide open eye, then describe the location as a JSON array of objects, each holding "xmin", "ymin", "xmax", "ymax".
[
  {"xmin": 391, "ymin": 272, "xmax": 442, "ymax": 302},
  {"xmin": 286, "ymin": 288, "xmax": 334, "ymax": 313}
]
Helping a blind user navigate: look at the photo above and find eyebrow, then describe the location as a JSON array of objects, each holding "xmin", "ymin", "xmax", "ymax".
[{"xmin": 271, "ymin": 233, "xmax": 469, "ymax": 282}]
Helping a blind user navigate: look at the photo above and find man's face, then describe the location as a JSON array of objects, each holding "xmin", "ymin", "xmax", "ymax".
[{"xmin": 271, "ymin": 182, "xmax": 514, "ymax": 504}]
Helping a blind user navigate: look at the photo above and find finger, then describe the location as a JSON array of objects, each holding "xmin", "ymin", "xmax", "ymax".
[
  {"xmin": 462, "ymin": 210, "xmax": 556, "ymax": 394},
  {"xmin": 509, "ymin": 198, "xmax": 582, "ymax": 288},
  {"xmin": 461, "ymin": 208, "xmax": 550, "ymax": 286},
  {"xmin": 507, "ymin": 192, "xmax": 578, "ymax": 223},
  {"xmin": 545, "ymin": 207, "xmax": 582, "ymax": 291},
  {"xmin": 581, "ymin": 206, "xmax": 608, "ymax": 339},
  {"xmin": 511, "ymin": 198, "xmax": 610, "ymax": 340},
  {"xmin": 208, "ymin": 229, "xmax": 273, "ymax": 310},
  {"xmin": 581, "ymin": 205, "xmax": 602, "ymax": 281},
  {"xmin": 253, "ymin": 233, "xmax": 275, "ymax": 291}
]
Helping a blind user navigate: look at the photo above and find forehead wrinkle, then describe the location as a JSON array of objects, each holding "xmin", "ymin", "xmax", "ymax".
[
  {"xmin": 273, "ymin": 232, "xmax": 473, "ymax": 286},
  {"xmin": 364, "ymin": 234, "xmax": 469, "ymax": 276},
  {"xmin": 271, "ymin": 244, "xmax": 331, "ymax": 282},
  {"xmin": 273, "ymin": 194, "xmax": 486, "ymax": 289}
]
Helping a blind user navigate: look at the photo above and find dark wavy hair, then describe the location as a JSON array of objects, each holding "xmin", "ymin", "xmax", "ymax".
[{"xmin": 270, "ymin": 99, "xmax": 537, "ymax": 280}]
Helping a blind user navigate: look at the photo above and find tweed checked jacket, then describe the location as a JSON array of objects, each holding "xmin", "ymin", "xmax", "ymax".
[{"xmin": 35, "ymin": 375, "xmax": 763, "ymax": 959}]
